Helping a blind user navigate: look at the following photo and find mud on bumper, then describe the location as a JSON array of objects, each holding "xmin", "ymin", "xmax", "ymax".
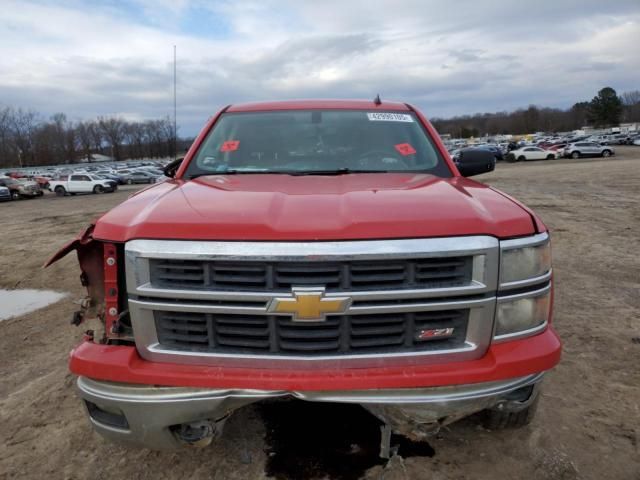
[{"xmin": 77, "ymin": 373, "xmax": 544, "ymax": 450}]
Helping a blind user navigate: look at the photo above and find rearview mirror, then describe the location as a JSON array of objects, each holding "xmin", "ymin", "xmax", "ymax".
[
  {"xmin": 454, "ymin": 149, "xmax": 495, "ymax": 177},
  {"xmin": 163, "ymin": 156, "xmax": 184, "ymax": 178}
]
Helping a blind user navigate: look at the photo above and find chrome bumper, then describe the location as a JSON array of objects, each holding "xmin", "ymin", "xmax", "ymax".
[{"xmin": 77, "ymin": 373, "xmax": 544, "ymax": 450}]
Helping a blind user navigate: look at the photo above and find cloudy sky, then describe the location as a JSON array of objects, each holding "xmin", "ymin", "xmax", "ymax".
[{"xmin": 1, "ymin": 0, "xmax": 638, "ymax": 135}]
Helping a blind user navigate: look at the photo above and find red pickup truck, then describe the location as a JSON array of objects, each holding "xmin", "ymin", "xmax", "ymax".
[{"xmin": 47, "ymin": 100, "xmax": 560, "ymax": 452}]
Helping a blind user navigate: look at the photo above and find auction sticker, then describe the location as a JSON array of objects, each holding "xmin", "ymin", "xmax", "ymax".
[
  {"xmin": 367, "ymin": 112, "xmax": 413, "ymax": 122},
  {"xmin": 220, "ymin": 140, "xmax": 240, "ymax": 152},
  {"xmin": 394, "ymin": 143, "xmax": 417, "ymax": 156}
]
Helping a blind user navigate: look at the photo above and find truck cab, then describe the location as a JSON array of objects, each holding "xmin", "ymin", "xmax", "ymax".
[
  {"xmin": 49, "ymin": 174, "xmax": 116, "ymax": 196},
  {"xmin": 47, "ymin": 100, "xmax": 561, "ymax": 452}
]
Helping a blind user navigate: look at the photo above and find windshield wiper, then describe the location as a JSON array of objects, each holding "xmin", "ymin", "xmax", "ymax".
[
  {"xmin": 189, "ymin": 168, "xmax": 389, "ymax": 179},
  {"xmin": 189, "ymin": 170, "xmax": 282, "ymax": 179},
  {"xmin": 287, "ymin": 168, "xmax": 389, "ymax": 176}
]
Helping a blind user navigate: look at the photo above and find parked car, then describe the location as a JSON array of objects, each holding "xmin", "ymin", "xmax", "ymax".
[
  {"xmin": 476, "ymin": 144, "xmax": 504, "ymax": 161},
  {"xmin": 95, "ymin": 172, "xmax": 126, "ymax": 184},
  {"xmin": 589, "ymin": 135, "xmax": 612, "ymax": 145},
  {"xmin": 0, "ymin": 185, "xmax": 11, "ymax": 202},
  {"xmin": 506, "ymin": 147, "xmax": 556, "ymax": 162},
  {"xmin": 545, "ymin": 144, "xmax": 566, "ymax": 154},
  {"xmin": 48, "ymin": 174, "xmax": 116, "ymax": 196},
  {"xmin": 609, "ymin": 134, "xmax": 633, "ymax": 145},
  {"xmin": 47, "ymin": 99, "xmax": 560, "ymax": 452},
  {"xmin": 31, "ymin": 175, "xmax": 53, "ymax": 189},
  {"xmin": 94, "ymin": 175, "xmax": 119, "ymax": 190},
  {"xmin": 563, "ymin": 142, "xmax": 614, "ymax": 159},
  {"xmin": 121, "ymin": 171, "xmax": 159, "ymax": 184},
  {"xmin": 0, "ymin": 176, "xmax": 42, "ymax": 199}
]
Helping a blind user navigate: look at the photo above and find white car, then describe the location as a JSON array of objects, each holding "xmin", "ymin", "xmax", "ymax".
[
  {"xmin": 508, "ymin": 147, "xmax": 556, "ymax": 162},
  {"xmin": 48, "ymin": 174, "xmax": 116, "ymax": 196}
]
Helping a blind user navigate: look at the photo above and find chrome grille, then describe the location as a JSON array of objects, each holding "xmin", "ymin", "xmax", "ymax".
[
  {"xmin": 126, "ymin": 237, "xmax": 500, "ymax": 367},
  {"xmin": 155, "ymin": 310, "xmax": 469, "ymax": 355},
  {"xmin": 149, "ymin": 257, "xmax": 473, "ymax": 292}
]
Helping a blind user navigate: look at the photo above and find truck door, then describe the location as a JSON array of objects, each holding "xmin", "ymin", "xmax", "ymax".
[{"xmin": 70, "ymin": 174, "xmax": 91, "ymax": 193}]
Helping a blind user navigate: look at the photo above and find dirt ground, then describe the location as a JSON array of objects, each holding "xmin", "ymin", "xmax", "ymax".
[{"xmin": 1, "ymin": 149, "xmax": 639, "ymax": 480}]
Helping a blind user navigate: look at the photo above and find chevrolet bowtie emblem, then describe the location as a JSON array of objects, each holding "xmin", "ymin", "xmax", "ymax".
[{"xmin": 267, "ymin": 287, "xmax": 351, "ymax": 322}]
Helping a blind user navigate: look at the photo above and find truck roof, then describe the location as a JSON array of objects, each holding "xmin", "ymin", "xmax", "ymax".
[{"xmin": 226, "ymin": 99, "xmax": 411, "ymax": 112}]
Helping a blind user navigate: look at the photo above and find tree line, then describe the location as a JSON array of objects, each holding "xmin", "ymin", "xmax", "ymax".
[
  {"xmin": 432, "ymin": 87, "xmax": 640, "ymax": 138},
  {"xmin": 0, "ymin": 109, "xmax": 185, "ymax": 168}
]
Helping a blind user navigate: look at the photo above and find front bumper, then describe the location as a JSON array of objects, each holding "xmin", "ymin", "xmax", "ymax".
[
  {"xmin": 19, "ymin": 190, "xmax": 40, "ymax": 197},
  {"xmin": 69, "ymin": 327, "xmax": 561, "ymax": 391},
  {"xmin": 70, "ymin": 328, "xmax": 560, "ymax": 448},
  {"xmin": 78, "ymin": 372, "xmax": 544, "ymax": 450}
]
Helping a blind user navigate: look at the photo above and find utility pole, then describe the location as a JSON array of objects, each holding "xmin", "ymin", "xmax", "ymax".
[{"xmin": 173, "ymin": 45, "xmax": 177, "ymax": 160}]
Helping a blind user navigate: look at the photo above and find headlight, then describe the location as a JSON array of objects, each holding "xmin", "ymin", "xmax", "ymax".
[
  {"xmin": 500, "ymin": 233, "xmax": 551, "ymax": 288},
  {"xmin": 495, "ymin": 286, "xmax": 550, "ymax": 339},
  {"xmin": 495, "ymin": 232, "xmax": 552, "ymax": 342}
]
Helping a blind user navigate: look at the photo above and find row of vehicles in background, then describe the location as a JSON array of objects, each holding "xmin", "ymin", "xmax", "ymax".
[
  {"xmin": 0, "ymin": 176, "xmax": 44, "ymax": 200},
  {"xmin": 508, "ymin": 142, "xmax": 614, "ymax": 161},
  {"xmin": 0, "ymin": 159, "xmax": 169, "ymax": 202},
  {"xmin": 448, "ymin": 131, "xmax": 639, "ymax": 163}
]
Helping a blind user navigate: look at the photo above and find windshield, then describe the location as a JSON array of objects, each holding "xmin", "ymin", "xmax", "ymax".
[{"xmin": 185, "ymin": 110, "xmax": 451, "ymax": 177}]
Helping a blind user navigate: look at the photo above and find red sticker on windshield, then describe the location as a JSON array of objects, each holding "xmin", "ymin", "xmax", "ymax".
[
  {"xmin": 220, "ymin": 140, "xmax": 240, "ymax": 152},
  {"xmin": 394, "ymin": 143, "xmax": 416, "ymax": 156}
]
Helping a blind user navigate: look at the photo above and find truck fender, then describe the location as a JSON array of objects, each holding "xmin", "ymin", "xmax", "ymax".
[
  {"xmin": 44, "ymin": 223, "xmax": 106, "ymax": 335},
  {"xmin": 43, "ymin": 223, "xmax": 96, "ymax": 268}
]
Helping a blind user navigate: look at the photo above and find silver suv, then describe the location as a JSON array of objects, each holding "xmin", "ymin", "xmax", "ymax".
[{"xmin": 563, "ymin": 142, "xmax": 615, "ymax": 159}]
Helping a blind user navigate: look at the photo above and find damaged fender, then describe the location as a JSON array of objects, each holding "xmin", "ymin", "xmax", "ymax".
[{"xmin": 44, "ymin": 223, "xmax": 109, "ymax": 341}]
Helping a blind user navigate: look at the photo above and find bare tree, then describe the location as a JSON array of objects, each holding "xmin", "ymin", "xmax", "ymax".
[
  {"xmin": 621, "ymin": 90, "xmax": 640, "ymax": 106},
  {"xmin": 98, "ymin": 116, "xmax": 126, "ymax": 161},
  {"xmin": 11, "ymin": 109, "xmax": 39, "ymax": 166},
  {"xmin": 0, "ymin": 107, "xmax": 17, "ymax": 167},
  {"xmin": 76, "ymin": 121, "xmax": 97, "ymax": 162},
  {"xmin": 50, "ymin": 113, "xmax": 78, "ymax": 163},
  {"xmin": 0, "ymin": 107, "xmax": 184, "ymax": 170},
  {"xmin": 621, "ymin": 90, "xmax": 640, "ymax": 123},
  {"xmin": 89, "ymin": 121, "xmax": 103, "ymax": 154}
]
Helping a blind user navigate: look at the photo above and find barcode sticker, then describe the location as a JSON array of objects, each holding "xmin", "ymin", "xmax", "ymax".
[{"xmin": 367, "ymin": 113, "xmax": 413, "ymax": 122}]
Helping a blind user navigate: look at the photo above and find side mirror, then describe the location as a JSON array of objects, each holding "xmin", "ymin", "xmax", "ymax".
[
  {"xmin": 454, "ymin": 149, "xmax": 495, "ymax": 177},
  {"xmin": 163, "ymin": 156, "xmax": 184, "ymax": 178}
]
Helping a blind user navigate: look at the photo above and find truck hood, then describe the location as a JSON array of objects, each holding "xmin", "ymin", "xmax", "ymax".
[{"xmin": 93, "ymin": 173, "xmax": 536, "ymax": 241}]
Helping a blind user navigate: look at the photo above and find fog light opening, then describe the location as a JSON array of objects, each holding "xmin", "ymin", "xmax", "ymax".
[{"xmin": 85, "ymin": 400, "xmax": 129, "ymax": 430}]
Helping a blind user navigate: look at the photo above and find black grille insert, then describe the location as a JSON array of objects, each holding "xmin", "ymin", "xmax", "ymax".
[
  {"xmin": 154, "ymin": 309, "xmax": 469, "ymax": 356},
  {"xmin": 150, "ymin": 257, "xmax": 473, "ymax": 292}
]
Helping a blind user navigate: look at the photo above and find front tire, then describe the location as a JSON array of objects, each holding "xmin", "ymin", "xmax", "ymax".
[
  {"xmin": 11, "ymin": 190, "xmax": 20, "ymax": 200},
  {"xmin": 546, "ymin": 154, "xmax": 554, "ymax": 160},
  {"xmin": 93, "ymin": 185, "xmax": 104, "ymax": 194},
  {"xmin": 602, "ymin": 150, "xmax": 611, "ymax": 158},
  {"xmin": 517, "ymin": 155, "xmax": 526, "ymax": 162},
  {"xmin": 127, "ymin": 179, "xmax": 133, "ymax": 185},
  {"xmin": 483, "ymin": 391, "xmax": 540, "ymax": 430},
  {"xmin": 54, "ymin": 186, "xmax": 66, "ymax": 197},
  {"xmin": 571, "ymin": 151, "xmax": 580, "ymax": 159}
]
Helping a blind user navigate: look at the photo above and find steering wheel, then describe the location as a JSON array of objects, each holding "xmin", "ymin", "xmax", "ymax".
[{"xmin": 356, "ymin": 149, "xmax": 410, "ymax": 169}]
